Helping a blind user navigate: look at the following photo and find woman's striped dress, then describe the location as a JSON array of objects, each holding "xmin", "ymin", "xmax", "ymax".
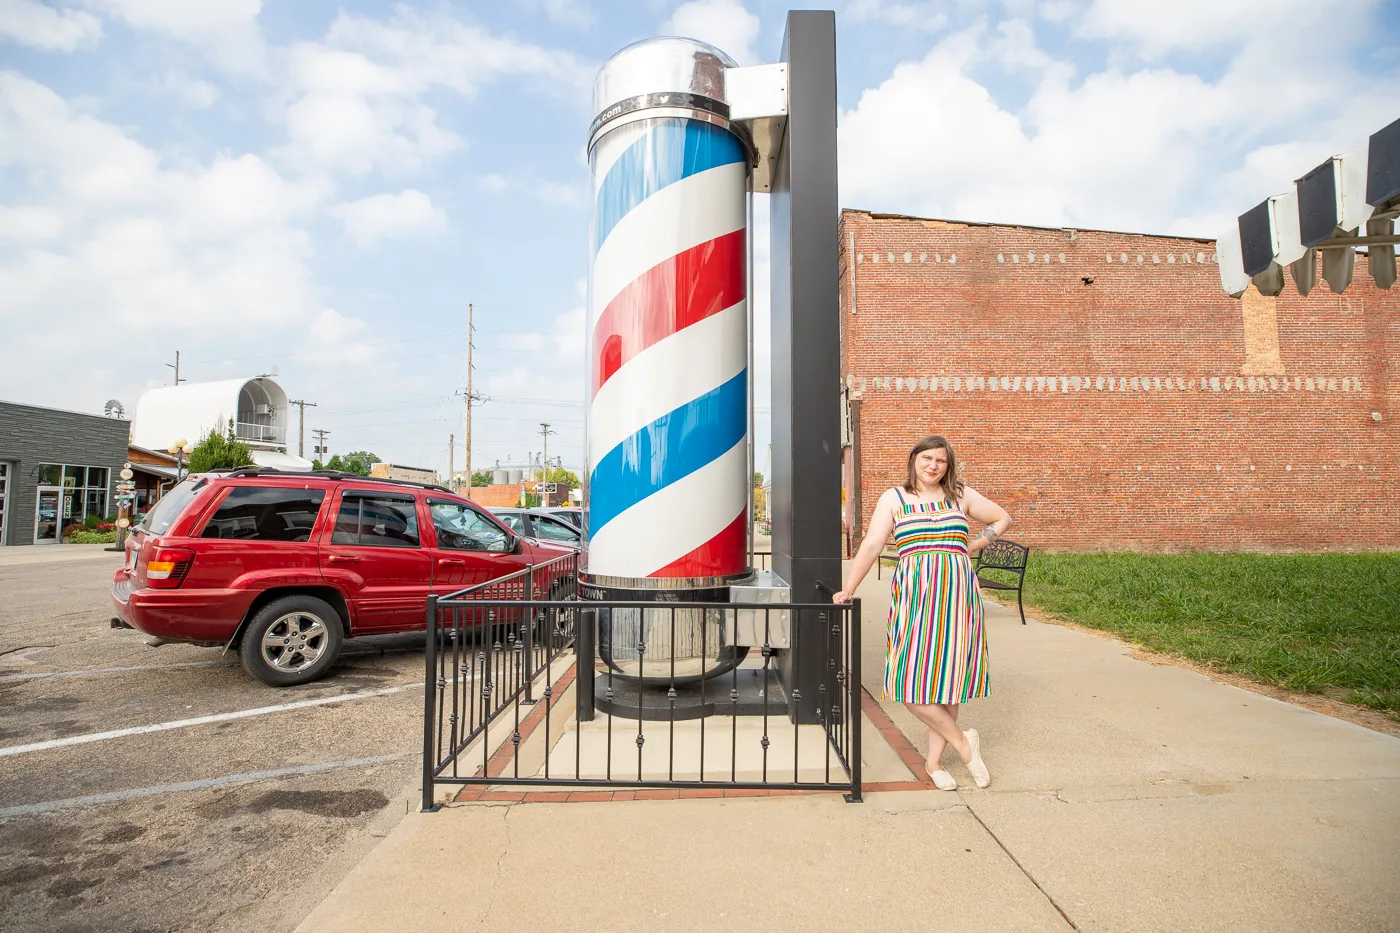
[{"xmin": 884, "ymin": 487, "xmax": 989, "ymax": 704}]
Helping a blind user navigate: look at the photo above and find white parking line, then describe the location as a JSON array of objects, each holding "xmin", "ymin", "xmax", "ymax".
[
  {"xmin": 0, "ymin": 646, "xmax": 422, "ymax": 683},
  {"xmin": 0, "ymin": 752, "xmax": 416, "ymax": 820},
  {"xmin": 0, "ymin": 685, "xmax": 415, "ymax": 759},
  {"xmin": 0, "ymin": 660, "xmax": 234, "ymax": 682}
]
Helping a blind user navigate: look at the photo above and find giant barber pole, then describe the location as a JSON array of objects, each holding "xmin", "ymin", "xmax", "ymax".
[{"xmin": 584, "ymin": 38, "xmax": 752, "ymax": 600}]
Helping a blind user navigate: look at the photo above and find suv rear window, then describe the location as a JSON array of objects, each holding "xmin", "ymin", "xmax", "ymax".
[
  {"xmin": 331, "ymin": 494, "xmax": 420, "ymax": 548},
  {"xmin": 138, "ymin": 477, "xmax": 202, "ymax": 536},
  {"xmin": 201, "ymin": 486, "xmax": 326, "ymax": 541}
]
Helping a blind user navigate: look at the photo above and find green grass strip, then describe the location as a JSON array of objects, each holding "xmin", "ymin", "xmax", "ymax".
[{"xmin": 981, "ymin": 553, "xmax": 1400, "ymax": 717}]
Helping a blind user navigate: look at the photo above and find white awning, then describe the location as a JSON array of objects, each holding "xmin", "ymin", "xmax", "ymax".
[
  {"xmin": 131, "ymin": 463, "xmax": 178, "ymax": 479},
  {"xmin": 249, "ymin": 450, "xmax": 315, "ymax": 472}
]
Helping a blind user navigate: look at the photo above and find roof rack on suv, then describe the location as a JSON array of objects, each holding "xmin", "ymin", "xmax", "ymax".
[{"xmin": 220, "ymin": 466, "xmax": 457, "ymax": 496}]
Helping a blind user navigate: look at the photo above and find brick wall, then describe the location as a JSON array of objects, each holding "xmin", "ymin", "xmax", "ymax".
[
  {"xmin": 839, "ymin": 210, "xmax": 1400, "ymax": 552},
  {"xmin": 468, "ymin": 484, "xmax": 522, "ymax": 508}
]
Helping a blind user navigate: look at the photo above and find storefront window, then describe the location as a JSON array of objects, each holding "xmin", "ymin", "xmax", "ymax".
[{"xmin": 34, "ymin": 462, "xmax": 113, "ymax": 528}]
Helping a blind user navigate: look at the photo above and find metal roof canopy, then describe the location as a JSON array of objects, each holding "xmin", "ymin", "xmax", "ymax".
[{"xmin": 1219, "ymin": 116, "xmax": 1400, "ymax": 297}]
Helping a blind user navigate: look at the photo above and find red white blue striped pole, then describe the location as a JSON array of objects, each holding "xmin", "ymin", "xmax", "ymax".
[{"xmin": 583, "ymin": 39, "xmax": 752, "ymax": 598}]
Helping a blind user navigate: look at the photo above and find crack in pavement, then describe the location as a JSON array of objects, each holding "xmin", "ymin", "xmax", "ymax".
[
  {"xmin": 962, "ymin": 799, "xmax": 1082, "ymax": 932},
  {"xmin": 479, "ymin": 803, "xmax": 516, "ymax": 927}
]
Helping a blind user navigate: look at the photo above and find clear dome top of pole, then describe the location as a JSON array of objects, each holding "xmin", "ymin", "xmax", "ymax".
[{"xmin": 589, "ymin": 37, "xmax": 742, "ymax": 150}]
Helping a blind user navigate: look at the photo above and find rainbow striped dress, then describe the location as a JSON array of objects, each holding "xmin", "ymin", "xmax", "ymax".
[{"xmin": 884, "ymin": 487, "xmax": 989, "ymax": 705}]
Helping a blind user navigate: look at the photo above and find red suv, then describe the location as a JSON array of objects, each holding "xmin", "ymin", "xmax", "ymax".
[{"xmin": 111, "ymin": 470, "xmax": 576, "ymax": 686}]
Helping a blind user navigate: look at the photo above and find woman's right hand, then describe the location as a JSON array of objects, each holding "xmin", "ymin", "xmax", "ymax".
[{"xmin": 832, "ymin": 589, "xmax": 853, "ymax": 604}]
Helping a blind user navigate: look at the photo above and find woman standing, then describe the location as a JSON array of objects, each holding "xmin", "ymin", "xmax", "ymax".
[{"xmin": 833, "ymin": 435, "xmax": 1012, "ymax": 790}]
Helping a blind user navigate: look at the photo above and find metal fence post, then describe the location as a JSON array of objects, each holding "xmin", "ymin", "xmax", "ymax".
[
  {"xmin": 577, "ymin": 608, "xmax": 596, "ymax": 722},
  {"xmin": 846, "ymin": 598, "xmax": 862, "ymax": 803},
  {"xmin": 524, "ymin": 565, "xmax": 536, "ymax": 704},
  {"xmin": 422, "ymin": 595, "xmax": 440, "ymax": 812}
]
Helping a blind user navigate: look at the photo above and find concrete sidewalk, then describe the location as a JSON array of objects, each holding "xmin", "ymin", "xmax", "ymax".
[
  {"xmin": 296, "ymin": 569, "xmax": 1400, "ymax": 933},
  {"xmin": 0, "ymin": 543, "xmax": 121, "ymax": 566}
]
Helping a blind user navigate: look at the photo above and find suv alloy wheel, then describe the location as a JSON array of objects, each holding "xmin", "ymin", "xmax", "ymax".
[{"xmin": 239, "ymin": 595, "xmax": 346, "ymax": 686}]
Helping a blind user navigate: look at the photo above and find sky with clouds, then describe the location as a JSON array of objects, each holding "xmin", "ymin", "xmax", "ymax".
[{"xmin": 2, "ymin": 0, "xmax": 1397, "ymax": 479}]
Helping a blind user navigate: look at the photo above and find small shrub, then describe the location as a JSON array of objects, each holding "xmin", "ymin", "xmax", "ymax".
[
  {"xmin": 67, "ymin": 530, "xmax": 117, "ymax": 544},
  {"xmin": 84, "ymin": 515, "xmax": 100, "ymax": 529},
  {"xmin": 61, "ymin": 523, "xmax": 84, "ymax": 539}
]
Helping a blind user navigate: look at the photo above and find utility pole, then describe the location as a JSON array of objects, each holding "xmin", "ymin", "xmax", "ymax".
[
  {"xmin": 289, "ymin": 399, "xmax": 317, "ymax": 458},
  {"xmin": 312, "ymin": 429, "xmax": 330, "ymax": 464},
  {"xmin": 539, "ymin": 423, "xmax": 555, "ymax": 502},
  {"xmin": 466, "ymin": 303, "xmax": 473, "ymax": 499},
  {"xmin": 448, "ymin": 432, "xmax": 454, "ymax": 492},
  {"xmin": 165, "ymin": 350, "xmax": 186, "ymax": 386},
  {"xmin": 455, "ymin": 303, "xmax": 487, "ymax": 499}
]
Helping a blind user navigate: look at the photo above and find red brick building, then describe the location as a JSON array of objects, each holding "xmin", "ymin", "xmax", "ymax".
[{"xmin": 839, "ymin": 210, "xmax": 1399, "ymax": 552}]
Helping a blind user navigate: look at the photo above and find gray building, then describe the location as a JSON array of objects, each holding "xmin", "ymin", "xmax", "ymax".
[{"xmin": 0, "ymin": 401, "xmax": 130, "ymax": 547}]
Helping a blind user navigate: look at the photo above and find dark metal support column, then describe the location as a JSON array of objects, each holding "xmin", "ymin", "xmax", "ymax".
[
  {"xmin": 421, "ymin": 595, "xmax": 440, "ymax": 812},
  {"xmin": 770, "ymin": 10, "xmax": 841, "ymax": 724},
  {"xmin": 577, "ymin": 608, "xmax": 596, "ymax": 722}
]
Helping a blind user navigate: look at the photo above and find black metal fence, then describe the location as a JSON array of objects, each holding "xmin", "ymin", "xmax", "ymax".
[{"xmin": 421, "ymin": 555, "xmax": 862, "ymax": 808}]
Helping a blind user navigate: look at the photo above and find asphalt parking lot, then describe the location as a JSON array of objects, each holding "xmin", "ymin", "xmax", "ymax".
[{"xmin": 0, "ymin": 547, "xmax": 429, "ymax": 933}]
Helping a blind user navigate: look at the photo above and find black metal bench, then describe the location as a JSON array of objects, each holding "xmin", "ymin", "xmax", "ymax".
[{"xmin": 975, "ymin": 539, "xmax": 1031, "ymax": 625}]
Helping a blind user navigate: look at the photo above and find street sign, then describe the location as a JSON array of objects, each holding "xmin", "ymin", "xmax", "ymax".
[
  {"xmin": 534, "ymin": 482, "xmax": 558, "ymax": 494},
  {"xmin": 119, "ymin": 468, "xmax": 133, "ymax": 480}
]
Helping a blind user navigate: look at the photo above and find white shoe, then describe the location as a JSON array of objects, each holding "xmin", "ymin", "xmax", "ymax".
[
  {"xmin": 962, "ymin": 728, "xmax": 990, "ymax": 788},
  {"xmin": 929, "ymin": 769, "xmax": 957, "ymax": 791}
]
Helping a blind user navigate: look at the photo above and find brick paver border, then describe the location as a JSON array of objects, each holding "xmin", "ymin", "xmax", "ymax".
[{"xmin": 449, "ymin": 678, "xmax": 934, "ymax": 804}]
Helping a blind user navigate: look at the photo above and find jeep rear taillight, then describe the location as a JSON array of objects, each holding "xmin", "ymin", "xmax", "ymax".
[{"xmin": 146, "ymin": 547, "xmax": 194, "ymax": 588}]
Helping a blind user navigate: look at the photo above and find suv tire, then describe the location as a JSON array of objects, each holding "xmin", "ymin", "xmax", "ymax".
[{"xmin": 239, "ymin": 595, "xmax": 345, "ymax": 687}]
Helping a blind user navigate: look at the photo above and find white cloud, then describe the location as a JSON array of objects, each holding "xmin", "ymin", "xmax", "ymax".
[
  {"xmin": 0, "ymin": 0, "xmax": 101, "ymax": 51},
  {"xmin": 663, "ymin": 0, "xmax": 760, "ymax": 65},
  {"xmin": 329, "ymin": 189, "xmax": 447, "ymax": 247},
  {"xmin": 839, "ymin": 15, "xmax": 1400, "ymax": 237},
  {"xmin": 0, "ymin": 70, "xmax": 374, "ymax": 417},
  {"xmin": 845, "ymin": 0, "xmax": 948, "ymax": 32},
  {"xmin": 273, "ymin": 6, "xmax": 588, "ymax": 176},
  {"xmin": 80, "ymin": 0, "xmax": 267, "ymax": 73},
  {"xmin": 1077, "ymin": 0, "xmax": 1371, "ymax": 57},
  {"xmin": 0, "ymin": 204, "xmax": 65, "ymax": 239},
  {"xmin": 478, "ymin": 173, "xmax": 508, "ymax": 193},
  {"xmin": 158, "ymin": 69, "xmax": 219, "ymax": 108},
  {"xmin": 543, "ymin": 0, "xmax": 595, "ymax": 30}
]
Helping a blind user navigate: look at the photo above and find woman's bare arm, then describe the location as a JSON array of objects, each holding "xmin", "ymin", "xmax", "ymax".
[
  {"xmin": 961, "ymin": 486, "xmax": 1012, "ymax": 555},
  {"xmin": 834, "ymin": 488, "xmax": 900, "ymax": 602}
]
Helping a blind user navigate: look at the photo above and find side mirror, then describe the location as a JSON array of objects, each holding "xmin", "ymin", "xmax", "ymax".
[{"xmin": 511, "ymin": 534, "xmax": 525, "ymax": 554}]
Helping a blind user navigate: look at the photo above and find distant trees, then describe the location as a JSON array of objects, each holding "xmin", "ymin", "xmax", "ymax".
[
  {"xmin": 325, "ymin": 452, "xmax": 376, "ymax": 476},
  {"xmin": 187, "ymin": 421, "xmax": 255, "ymax": 474},
  {"xmin": 471, "ymin": 470, "xmax": 493, "ymax": 487},
  {"xmin": 343, "ymin": 450, "xmax": 380, "ymax": 467},
  {"xmin": 545, "ymin": 466, "xmax": 580, "ymax": 490}
]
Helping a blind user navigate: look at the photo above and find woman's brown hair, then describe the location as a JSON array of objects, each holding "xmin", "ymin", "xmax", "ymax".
[{"xmin": 903, "ymin": 435, "xmax": 964, "ymax": 501}]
